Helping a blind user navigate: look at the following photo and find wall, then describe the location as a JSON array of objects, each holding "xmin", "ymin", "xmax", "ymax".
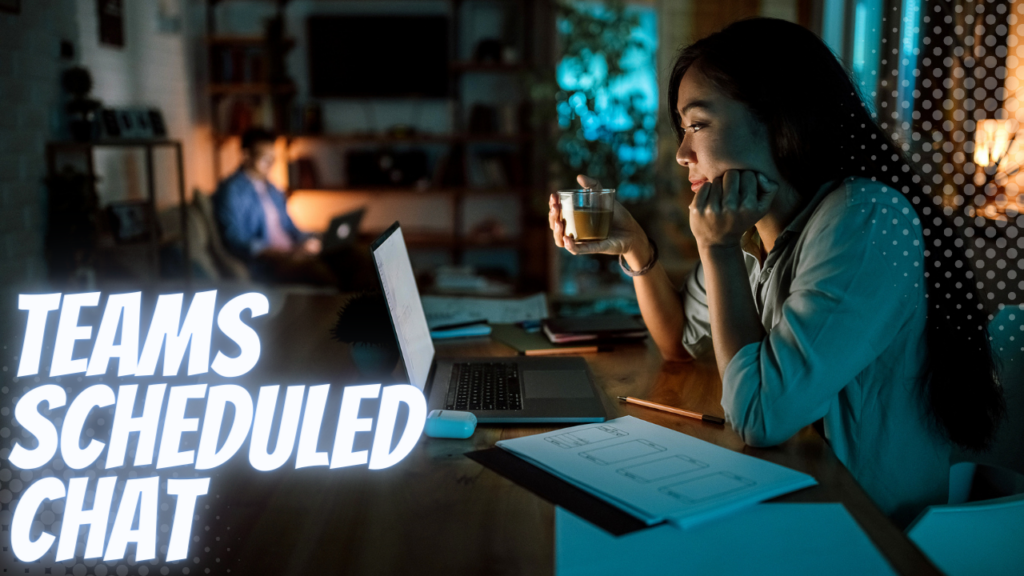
[
  {"xmin": 74, "ymin": 0, "xmax": 211, "ymax": 210},
  {"xmin": 0, "ymin": 0, "xmax": 78, "ymax": 287}
]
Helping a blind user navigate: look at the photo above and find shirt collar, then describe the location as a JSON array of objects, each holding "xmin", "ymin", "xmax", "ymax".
[{"xmin": 241, "ymin": 169, "xmax": 271, "ymax": 194}]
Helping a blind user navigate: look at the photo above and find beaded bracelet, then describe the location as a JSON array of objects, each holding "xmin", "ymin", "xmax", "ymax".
[{"xmin": 619, "ymin": 237, "xmax": 658, "ymax": 277}]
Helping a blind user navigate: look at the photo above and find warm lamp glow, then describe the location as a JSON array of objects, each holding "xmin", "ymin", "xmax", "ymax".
[{"xmin": 974, "ymin": 119, "xmax": 1019, "ymax": 168}]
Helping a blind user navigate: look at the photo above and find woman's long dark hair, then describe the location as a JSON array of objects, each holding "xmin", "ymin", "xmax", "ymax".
[{"xmin": 669, "ymin": 18, "xmax": 1004, "ymax": 451}]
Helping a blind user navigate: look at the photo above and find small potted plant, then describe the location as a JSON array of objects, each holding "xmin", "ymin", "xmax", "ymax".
[
  {"xmin": 62, "ymin": 66, "xmax": 102, "ymax": 142},
  {"xmin": 331, "ymin": 292, "xmax": 400, "ymax": 379}
]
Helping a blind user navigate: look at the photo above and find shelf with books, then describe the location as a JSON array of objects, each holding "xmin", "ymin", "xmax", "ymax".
[
  {"xmin": 207, "ymin": 83, "xmax": 296, "ymax": 96},
  {"xmin": 365, "ymin": 232, "xmax": 521, "ymax": 250},
  {"xmin": 206, "ymin": 35, "xmax": 296, "ymax": 48},
  {"xmin": 204, "ymin": 0, "xmax": 546, "ymax": 292},
  {"xmin": 288, "ymin": 186, "xmax": 527, "ymax": 196},
  {"xmin": 449, "ymin": 61, "xmax": 529, "ymax": 73},
  {"xmin": 283, "ymin": 133, "xmax": 533, "ymax": 145}
]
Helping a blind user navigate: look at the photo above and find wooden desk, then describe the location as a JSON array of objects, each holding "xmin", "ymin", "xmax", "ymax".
[{"xmin": 204, "ymin": 293, "xmax": 941, "ymax": 575}]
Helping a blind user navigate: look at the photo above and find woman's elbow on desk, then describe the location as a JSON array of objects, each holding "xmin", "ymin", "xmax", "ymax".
[
  {"xmin": 724, "ymin": 393, "xmax": 798, "ymax": 448},
  {"xmin": 735, "ymin": 426, "xmax": 788, "ymax": 448},
  {"xmin": 657, "ymin": 344, "xmax": 693, "ymax": 363}
]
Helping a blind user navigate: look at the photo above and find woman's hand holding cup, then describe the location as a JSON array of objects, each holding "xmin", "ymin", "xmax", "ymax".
[{"xmin": 548, "ymin": 175, "xmax": 653, "ymax": 268}]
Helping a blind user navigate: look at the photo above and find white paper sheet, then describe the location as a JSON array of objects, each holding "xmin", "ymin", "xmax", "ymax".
[
  {"xmin": 556, "ymin": 504, "xmax": 897, "ymax": 576},
  {"xmin": 497, "ymin": 416, "xmax": 817, "ymax": 528},
  {"xmin": 421, "ymin": 293, "xmax": 549, "ymax": 328}
]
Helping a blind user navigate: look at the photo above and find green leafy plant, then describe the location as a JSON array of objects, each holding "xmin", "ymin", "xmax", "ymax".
[
  {"xmin": 553, "ymin": 0, "xmax": 656, "ymax": 200},
  {"xmin": 330, "ymin": 292, "xmax": 396, "ymax": 346},
  {"xmin": 530, "ymin": 0, "xmax": 658, "ymax": 297}
]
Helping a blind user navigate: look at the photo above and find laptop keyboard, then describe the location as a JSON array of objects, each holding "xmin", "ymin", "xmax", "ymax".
[{"xmin": 446, "ymin": 362, "xmax": 523, "ymax": 411}]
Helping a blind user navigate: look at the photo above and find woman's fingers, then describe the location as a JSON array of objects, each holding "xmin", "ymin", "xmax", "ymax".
[
  {"xmin": 577, "ymin": 174, "xmax": 603, "ymax": 190},
  {"xmin": 706, "ymin": 178, "xmax": 724, "ymax": 213},
  {"xmin": 552, "ymin": 218, "xmax": 566, "ymax": 248},
  {"xmin": 563, "ymin": 234, "xmax": 578, "ymax": 254},
  {"xmin": 549, "ymin": 193, "xmax": 566, "ymax": 247},
  {"xmin": 756, "ymin": 173, "xmax": 780, "ymax": 213},
  {"xmin": 570, "ymin": 238, "xmax": 614, "ymax": 255},
  {"xmin": 692, "ymin": 181, "xmax": 712, "ymax": 213},
  {"xmin": 740, "ymin": 171, "xmax": 759, "ymax": 210},
  {"xmin": 722, "ymin": 170, "xmax": 741, "ymax": 211}
]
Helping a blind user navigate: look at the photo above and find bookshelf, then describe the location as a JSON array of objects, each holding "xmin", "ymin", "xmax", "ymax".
[{"xmin": 204, "ymin": 0, "xmax": 547, "ymax": 292}]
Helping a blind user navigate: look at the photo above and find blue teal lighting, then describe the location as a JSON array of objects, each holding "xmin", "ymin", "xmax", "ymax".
[
  {"xmin": 852, "ymin": 0, "xmax": 882, "ymax": 116},
  {"xmin": 898, "ymin": 0, "xmax": 922, "ymax": 124},
  {"xmin": 556, "ymin": 5, "xmax": 657, "ymax": 180}
]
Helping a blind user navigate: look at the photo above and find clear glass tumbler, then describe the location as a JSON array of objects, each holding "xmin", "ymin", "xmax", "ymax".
[{"xmin": 557, "ymin": 188, "xmax": 617, "ymax": 241}]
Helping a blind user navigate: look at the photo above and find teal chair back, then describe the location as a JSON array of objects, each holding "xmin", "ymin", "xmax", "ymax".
[
  {"xmin": 987, "ymin": 306, "xmax": 1024, "ymax": 476},
  {"xmin": 907, "ymin": 488, "xmax": 1024, "ymax": 576},
  {"xmin": 909, "ymin": 308, "xmax": 1024, "ymax": 575}
]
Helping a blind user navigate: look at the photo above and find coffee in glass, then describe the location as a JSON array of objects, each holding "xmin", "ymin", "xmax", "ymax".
[{"xmin": 557, "ymin": 188, "xmax": 616, "ymax": 241}]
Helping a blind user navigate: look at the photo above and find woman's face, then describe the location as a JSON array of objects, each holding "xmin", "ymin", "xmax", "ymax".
[{"xmin": 675, "ymin": 69, "xmax": 781, "ymax": 193}]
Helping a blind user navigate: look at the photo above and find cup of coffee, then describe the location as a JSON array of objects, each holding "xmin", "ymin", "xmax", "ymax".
[{"xmin": 557, "ymin": 188, "xmax": 616, "ymax": 241}]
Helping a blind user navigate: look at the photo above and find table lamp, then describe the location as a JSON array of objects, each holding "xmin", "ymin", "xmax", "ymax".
[{"xmin": 971, "ymin": 119, "xmax": 1022, "ymax": 219}]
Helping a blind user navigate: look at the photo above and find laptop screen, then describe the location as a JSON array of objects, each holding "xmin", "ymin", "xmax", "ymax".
[{"xmin": 371, "ymin": 223, "xmax": 435, "ymax": 390}]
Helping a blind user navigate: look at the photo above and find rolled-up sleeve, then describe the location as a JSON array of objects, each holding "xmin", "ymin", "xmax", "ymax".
[
  {"xmin": 681, "ymin": 263, "xmax": 712, "ymax": 357},
  {"xmin": 722, "ymin": 195, "xmax": 923, "ymax": 447},
  {"xmin": 681, "ymin": 252, "xmax": 762, "ymax": 357}
]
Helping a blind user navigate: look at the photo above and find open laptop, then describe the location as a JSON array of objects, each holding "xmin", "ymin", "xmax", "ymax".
[
  {"xmin": 371, "ymin": 222, "xmax": 606, "ymax": 423},
  {"xmin": 322, "ymin": 207, "xmax": 366, "ymax": 253}
]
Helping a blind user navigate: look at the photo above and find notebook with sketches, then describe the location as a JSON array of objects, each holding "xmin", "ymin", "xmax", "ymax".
[{"xmin": 496, "ymin": 416, "xmax": 817, "ymax": 528}]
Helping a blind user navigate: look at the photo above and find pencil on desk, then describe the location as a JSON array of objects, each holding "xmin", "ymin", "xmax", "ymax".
[
  {"xmin": 617, "ymin": 396, "xmax": 725, "ymax": 425},
  {"xmin": 524, "ymin": 345, "xmax": 610, "ymax": 356}
]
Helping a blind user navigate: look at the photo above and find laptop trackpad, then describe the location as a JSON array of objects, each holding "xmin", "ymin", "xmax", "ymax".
[{"xmin": 523, "ymin": 370, "xmax": 593, "ymax": 398}]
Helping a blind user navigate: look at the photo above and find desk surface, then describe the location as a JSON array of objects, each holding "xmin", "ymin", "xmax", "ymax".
[{"xmin": 206, "ymin": 293, "xmax": 941, "ymax": 575}]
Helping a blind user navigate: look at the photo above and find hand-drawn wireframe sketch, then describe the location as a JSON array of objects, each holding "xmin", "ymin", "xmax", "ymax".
[
  {"xmin": 545, "ymin": 425, "xmax": 628, "ymax": 448},
  {"xmin": 579, "ymin": 439, "xmax": 666, "ymax": 465},
  {"xmin": 659, "ymin": 472, "xmax": 756, "ymax": 503},
  {"xmin": 616, "ymin": 454, "xmax": 709, "ymax": 483}
]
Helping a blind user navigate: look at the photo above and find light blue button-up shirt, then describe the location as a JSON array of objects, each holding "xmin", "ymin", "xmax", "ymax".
[{"xmin": 682, "ymin": 176, "xmax": 952, "ymax": 525}]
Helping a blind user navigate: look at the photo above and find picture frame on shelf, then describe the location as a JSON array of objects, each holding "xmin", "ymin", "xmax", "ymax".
[
  {"xmin": 97, "ymin": 0, "xmax": 124, "ymax": 47},
  {"xmin": 107, "ymin": 200, "xmax": 153, "ymax": 244},
  {"xmin": 98, "ymin": 108, "xmax": 167, "ymax": 139}
]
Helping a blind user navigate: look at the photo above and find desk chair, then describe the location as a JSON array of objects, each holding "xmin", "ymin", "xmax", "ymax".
[
  {"xmin": 983, "ymin": 307, "xmax": 1024, "ymax": 475},
  {"xmin": 950, "ymin": 306, "xmax": 1024, "ymax": 493},
  {"xmin": 907, "ymin": 465, "xmax": 1024, "ymax": 576},
  {"xmin": 188, "ymin": 190, "xmax": 250, "ymax": 281},
  {"xmin": 912, "ymin": 308, "xmax": 1024, "ymax": 575}
]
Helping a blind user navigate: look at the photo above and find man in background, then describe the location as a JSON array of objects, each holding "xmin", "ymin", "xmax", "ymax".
[{"xmin": 213, "ymin": 128, "xmax": 335, "ymax": 285}]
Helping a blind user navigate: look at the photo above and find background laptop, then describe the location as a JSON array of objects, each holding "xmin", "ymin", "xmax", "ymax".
[
  {"xmin": 371, "ymin": 222, "xmax": 606, "ymax": 423},
  {"xmin": 322, "ymin": 207, "xmax": 366, "ymax": 253}
]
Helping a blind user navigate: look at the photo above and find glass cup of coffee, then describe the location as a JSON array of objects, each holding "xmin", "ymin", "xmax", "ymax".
[{"xmin": 557, "ymin": 188, "xmax": 616, "ymax": 241}]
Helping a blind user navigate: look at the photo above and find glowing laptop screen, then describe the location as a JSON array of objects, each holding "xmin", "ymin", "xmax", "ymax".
[{"xmin": 371, "ymin": 225, "xmax": 435, "ymax": 390}]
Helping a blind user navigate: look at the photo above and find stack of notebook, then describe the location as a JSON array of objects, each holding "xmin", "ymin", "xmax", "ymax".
[{"xmin": 542, "ymin": 315, "xmax": 648, "ymax": 344}]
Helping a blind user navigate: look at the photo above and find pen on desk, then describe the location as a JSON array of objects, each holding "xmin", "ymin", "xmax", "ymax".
[
  {"xmin": 617, "ymin": 396, "xmax": 725, "ymax": 425},
  {"xmin": 525, "ymin": 345, "xmax": 610, "ymax": 356}
]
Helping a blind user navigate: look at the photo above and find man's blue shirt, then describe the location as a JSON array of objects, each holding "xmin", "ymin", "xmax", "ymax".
[{"xmin": 212, "ymin": 170, "xmax": 310, "ymax": 261}]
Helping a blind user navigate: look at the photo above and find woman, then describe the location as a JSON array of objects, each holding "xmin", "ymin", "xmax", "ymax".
[{"xmin": 548, "ymin": 18, "xmax": 1005, "ymax": 525}]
